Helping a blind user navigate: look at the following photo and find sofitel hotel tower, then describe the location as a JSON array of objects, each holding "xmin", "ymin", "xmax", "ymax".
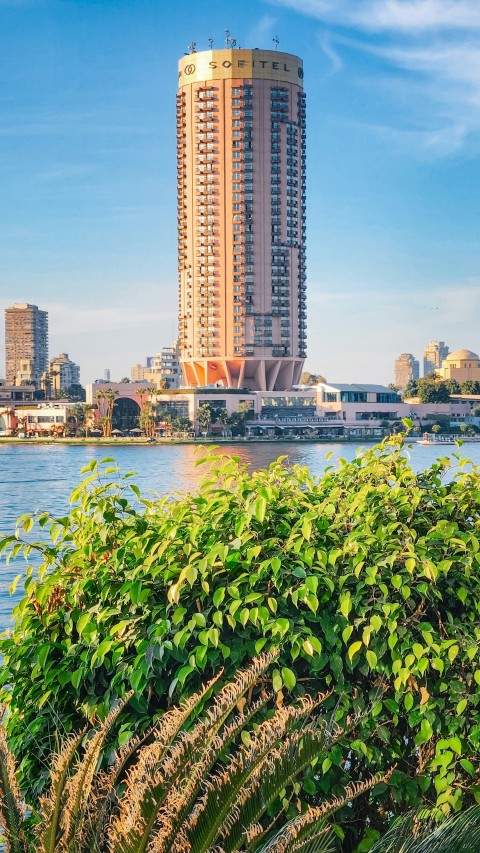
[{"xmin": 177, "ymin": 48, "xmax": 306, "ymax": 391}]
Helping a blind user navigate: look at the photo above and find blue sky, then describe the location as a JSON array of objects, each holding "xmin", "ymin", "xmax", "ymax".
[{"xmin": 1, "ymin": 0, "xmax": 479, "ymax": 385}]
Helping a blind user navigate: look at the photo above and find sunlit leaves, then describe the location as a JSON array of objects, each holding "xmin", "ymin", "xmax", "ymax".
[{"xmin": 1, "ymin": 439, "xmax": 480, "ymax": 841}]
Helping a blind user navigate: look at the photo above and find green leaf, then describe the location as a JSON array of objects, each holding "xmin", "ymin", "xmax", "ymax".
[
  {"xmin": 415, "ymin": 718, "xmax": 433, "ymax": 746},
  {"xmin": 272, "ymin": 670, "xmax": 283, "ymax": 692},
  {"xmin": 213, "ymin": 587, "xmax": 225, "ymax": 607},
  {"xmin": 281, "ymin": 667, "xmax": 296, "ymax": 690},
  {"xmin": 448, "ymin": 644, "xmax": 459, "ymax": 662},
  {"xmin": 339, "ymin": 591, "xmax": 352, "ymax": 618},
  {"xmin": 252, "ymin": 496, "xmax": 267, "ymax": 523},
  {"xmin": 460, "ymin": 758, "xmax": 476, "ymax": 777},
  {"xmin": 348, "ymin": 641, "xmax": 362, "ymax": 662},
  {"xmin": 71, "ymin": 669, "xmax": 83, "ymax": 690},
  {"xmin": 9, "ymin": 574, "xmax": 22, "ymax": 596}
]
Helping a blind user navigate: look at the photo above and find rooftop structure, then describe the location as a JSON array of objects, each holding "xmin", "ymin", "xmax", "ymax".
[
  {"xmin": 437, "ymin": 349, "xmax": 480, "ymax": 382},
  {"xmin": 177, "ymin": 47, "xmax": 306, "ymax": 390}
]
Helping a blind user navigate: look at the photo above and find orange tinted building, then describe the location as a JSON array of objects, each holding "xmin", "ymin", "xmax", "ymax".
[{"xmin": 177, "ymin": 48, "xmax": 306, "ymax": 391}]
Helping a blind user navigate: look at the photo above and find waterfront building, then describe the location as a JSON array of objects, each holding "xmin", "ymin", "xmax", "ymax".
[
  {"xmin": 83, "ymin": 380, "xmax": 475, "ymax": 439},
  {"xmin": 316, "ymin": 383, "xmax": 409, "ymax": 424},
  {"xmin": 423, "ymin": 341, "xmax": 449, "ymax": 376},
  {"xmin": 17, "ymin": 404, "xmax": 71, "ymax": 436},
  {"xmin": 86, "ymin": 381, "xmax": 151, "ymax": 432},
  {"xmin": 42, "ymin": 353, "xmax": 80, "ymax": 396},
  {"xmin": 394, "ymin": 353, "xmax": 419, "ymax": 390},
  {"xmin": 177, "ymin": 47, "xmax": 307, "ymax": 390},
  {"xmin": 145, "ymin": 341, "xmax": 182, "ymax": 389},
  {"xmin": 0, "ymin": 379, "xmax": 35, "ymax": 403},
  {"xmin": 437, "ymin": 349, "xmax": 480, "ymax": 383},
  {"xmin": 5, "ymin": 303, "xmax": 48, "ymax": 386}
]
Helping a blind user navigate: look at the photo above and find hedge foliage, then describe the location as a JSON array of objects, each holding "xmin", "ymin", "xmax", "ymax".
[{"xmin": 1, "ymin": 436, "xmax": 480, "ymax": 845}]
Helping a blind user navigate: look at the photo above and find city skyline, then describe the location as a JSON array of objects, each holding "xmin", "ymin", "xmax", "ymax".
[{"xmin": 1, "ymin": 0, "xmax": 480, "ymax": 384}]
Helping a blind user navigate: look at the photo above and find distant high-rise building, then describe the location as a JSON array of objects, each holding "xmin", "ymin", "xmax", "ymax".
[
  {"xmin": 423, "ymin": 341, "xmax": 449, "ymax": 376},
  {"xmin": 104, "ymin": 369, "xmax": 111, "ymax": 382},
  {"xmin": 5, "ymin": 303, "xmax": 48, "ymax": 386},
  {"xmin": 394, "ymin": 353, "xmax": 419, "ymax": 390},
  {"xmin": 131, "ymin": 363, "xmax": 147, "ymax": 382},
  {"xmin": 43, "ymin": 353, "xmax": 80, "ymax": 396},
  {"xmin": 145, "ymin": 340, "xmax": 182, "ymax": 388},
  {"xmin": 177, "ymin": 47, "xmax": 307, "ymax": 390}
]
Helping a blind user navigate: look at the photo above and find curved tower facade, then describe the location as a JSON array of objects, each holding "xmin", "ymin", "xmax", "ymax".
[{"xmin": 177, "ymin": 48, "xmax": 306, "ymax": 391}]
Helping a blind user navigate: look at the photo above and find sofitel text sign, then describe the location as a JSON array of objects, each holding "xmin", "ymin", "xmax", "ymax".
[{"xmin": 178, "ymin": 49, "xmax": 303, "ymax": 87}]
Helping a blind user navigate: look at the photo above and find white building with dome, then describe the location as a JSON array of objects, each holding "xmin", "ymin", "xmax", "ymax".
[{"xmin": 438, "ymin": 349, "xmax": 480, "ymax": 382}]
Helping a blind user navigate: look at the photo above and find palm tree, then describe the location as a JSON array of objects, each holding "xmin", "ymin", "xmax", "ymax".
[
  {"xmin": 68, "ymin": 403, "xmax": 85, "ymax": 436},
  {"xmin": 197, "ymin": 403, "xmax": 212, "ymax": 437},
  {"xmin": 83, "ymin": 404, "xmax": 96, "ymax": 438},
  {"xmin": 137, "ymin": 388, "xmax": 159, "ymax": 438},
  {"xmin": 216, "ymin": 406, "xmax": 230, "ymax": 437},
  {"xmin": 94, "ymin": 389, "xmax": 118, "ymax": 438},
  {"xmin": 0, "ymin": 654, "xmax": 389, "ymax": 853},
  {"xmin": 370, "ymin": 808, "xmax": 480, "ymax": 852}
]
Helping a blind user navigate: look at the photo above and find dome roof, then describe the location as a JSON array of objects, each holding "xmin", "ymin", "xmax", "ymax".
[{"xmin": 445, "ymin": 348, "xmax": 480, "ymax": 361}]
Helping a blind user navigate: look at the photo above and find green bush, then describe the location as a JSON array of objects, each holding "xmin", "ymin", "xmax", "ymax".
[{"xmin": 1, "ymin": 437, "xmax": 480, "ymax": 845}]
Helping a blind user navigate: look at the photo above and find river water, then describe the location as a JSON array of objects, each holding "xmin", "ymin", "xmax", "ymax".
[{"xmin": 0, "ymin": 440, "xmax": 478, "ymax": 630}]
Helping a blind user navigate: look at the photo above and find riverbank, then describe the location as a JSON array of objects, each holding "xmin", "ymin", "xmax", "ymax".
[{"xmin": 0, "ymin": 435, "xmax": 365, "ymax": 446}]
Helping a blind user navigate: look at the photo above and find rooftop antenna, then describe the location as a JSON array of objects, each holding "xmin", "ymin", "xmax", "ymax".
[
  {"xmin": 225, "ymin": 28, "xmax": 231, "ymax": 48},
  {"xmin": 208, "ymin": 37, "xmax": 214, "ymax": 49},
  {"xmin": 188, "ymin": 41, "xmax": 197, "ymax": 54},
  {"xmin": 273, "ymin": 34, "xmax": 280, "ymax": 50},
  {"xmin": 231, "ymin": 38, "xmax": 237, "ymax": 48}
]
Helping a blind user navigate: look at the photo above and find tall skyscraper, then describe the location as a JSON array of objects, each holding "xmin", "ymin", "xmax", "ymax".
[
  {"xmin": 5, "ymin": 303, "xmax": 48, "ymax": 386},
  {"xmin": 177, "ymin": 48, "xmax": 306, "ymax": 391},
  {"xmin": 394, "ymin": 352, "xmax": 419, "ymax": 390},
  {"xmin": 423, "ymin": 341, "xmax": 449, "ymax": 376}
]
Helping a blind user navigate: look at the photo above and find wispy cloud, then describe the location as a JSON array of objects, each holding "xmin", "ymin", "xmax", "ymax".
[
  {"xmin": 273, "ymin": 0, "xmax": 480, "ymax": 32},
  {"xmin": 271, "ymin": 0, "xmax": 480, "ymax": 156},
  {"xmin": 245, "ymin": 15, "xmax": 278, "ymax": 49},
  {"xmin": 319, "ymin": 33, "xmax": 343, "ymax": 73}
]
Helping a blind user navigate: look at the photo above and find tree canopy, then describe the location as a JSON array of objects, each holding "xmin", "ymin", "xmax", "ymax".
[{"xmin": 300, "ymin": 371, "xmax": 327, "ymax": 386}]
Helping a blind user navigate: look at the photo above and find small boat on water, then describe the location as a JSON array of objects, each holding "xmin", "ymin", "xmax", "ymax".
[{"xmin": 417, "ymin": 432, "xmax": 456, "ymax": 446}]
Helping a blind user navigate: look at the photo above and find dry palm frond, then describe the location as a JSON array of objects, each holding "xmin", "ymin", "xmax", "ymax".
[
  {"xmin": 369, "ymin": 806, "xmax": 480, "ymax": 853},
  {"xmin": 36, "ymin": 726, "xmax": 88, "ymax": 853},
  {"xmin": 0, "ymin": 656, "xmax": 400, "ymax": 853},
  {"xmin": 86, "ymin": 670, "xmax": 225, "ymax": 852},
  {"xmin": 259, "ymin": 770, "xmax": 394, "ymax": 853},
  {"xmin": 0, "ymin": 724, "xmax": 26, "ymax": 853},
  {"xmin": 108, "ymin": 651, "xmax": 279, "ymax": 853},
  {"xmin": 185, "ymin": 698, "xmax": 337, "ymax": 853},
  {"xmin": 171, "ymin": 691, "xmax": 331, "ymax": 852},
  {"xmin": 38, "ymin": 692, "xmax": 132, "ymax": 853}
]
